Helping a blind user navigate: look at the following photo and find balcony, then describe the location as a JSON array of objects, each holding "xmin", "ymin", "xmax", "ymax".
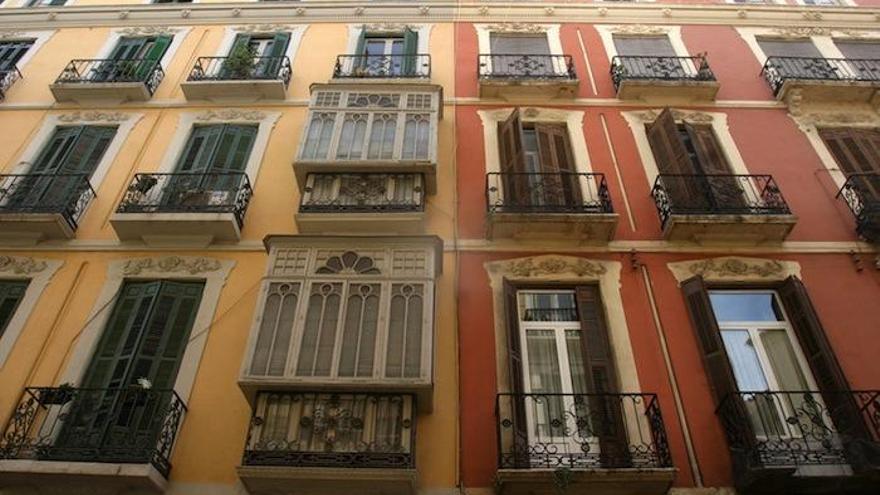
[
  {"xmin": 333, "ymin": 54, "xmax": 431, "ymax": 80},
  {"xmin": 110, "ymin": 172, "xmax": 253, "ymax": 246},
  {"xmin": 294, "ymin": 85, "xmax": 442, "ymax": 194},
  {"xmin": 238, "ymin": 391, "xmax": 416, "ymax": 495},
  {"xmin": 717, "ymin": 390, "xmax": 880, "ymax": 493},
  {"xmin": 181, "ymin": 56, "xmax": 291, "ymax": 101},
  {"xmin": 0, "ymin": 387, "xmax": 187, "ymax": 493},
  {"xmin": 0, "ymin": 174, "xmax": 95, "ymax": 244},
  {"xmin": 296, "ymin": 173, "xmax": 425, "ymax": 234},
  {"xmin": 486, "ymin": 172, "xmax": 618, "ymax": 241},
  {"xmin": 50, "ymin": 58, "xmax": 164, "ymax": 103},
  {"xmin": 0, "ymin": 67, "xmax": 22, "ymax": 100},
  {"xmin": 651, "ymin": 174, "xmax": 796, "ymax": 243},
  {"xmin": 837, "ymin": 173, "xmax": 880, "ymax": 242},
  {"xmin": 761, "ymin": 56, "xmax": 880, "ymax": 104},
  {"xmin": 611, "ymin": 55, "xmax": 719, "ymax": 101},
  {"xmin": 478, "ymin": 54, "xmax": 578, "ymax": 99},
  {"xmin": 495, "ymin": 393, "xmax": 675, "ymax": 495}
]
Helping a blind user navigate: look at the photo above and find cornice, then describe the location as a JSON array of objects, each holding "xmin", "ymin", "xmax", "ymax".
[{"xmin": 0, "ymin": 3, "xmax": 877, "ymax": 30}]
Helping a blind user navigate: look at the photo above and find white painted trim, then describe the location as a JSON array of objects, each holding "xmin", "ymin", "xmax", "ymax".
[
  {"xmin": 475, "ymin": 24, "xmax": 562, "ymax": 57},
  {"xmin": 0, "ymin": 30, "xmax": 55, "ymax": 73},
  {"xmin": 156, "ymin": 110, "xmax": 281, "ymax": 185},
  {"xmin": 94, "ymin": 26, "xmax": 192, "ymax": 76},
  {"xmin": 621, "ymin": 109, "xmax": 749, "ymax": 189},
  {"xmin": 485, "ymin": 255, "xmax": 641, "ymax": 396},
  {"xmin": 345, "ymin": 23, "xmax": 432, "ymax": 55},
  {"xmin": 0, "ymin": 256, "xmax": 62, "ymax": 369},
  {"xmin": 736, "ymin": 27, "xmax": 880, "ymax": 67},
  {"xmin": 58, "ymin": 256, "xmax": 235, "ymax": 403},
  {"xmin": 215, "ymin": 24, "xmax": 307, "ymax": 65},
  {"xmin": 478, "ymin": 107, "xmax": 595, "ymax": 201},
  {"xmin": 9, "ymin": 112, "xmax": 144, "ymax": 194},
  {"xmin": 595, "ymin": 25, "xmax": 688, "ymax": 62}
]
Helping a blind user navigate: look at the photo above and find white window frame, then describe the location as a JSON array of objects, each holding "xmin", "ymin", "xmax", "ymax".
[
  {"xmin": 478, "ymin": 107, "xmax": 595, "ymax": 204},
  {"xmin": 596, "ymin": 25, "xmax": 689, "ymax": 64},
  {"xmin": 215, "ymin": 25, "xmax": 307, "ymax": 63},
  {"xmin": 156, "ymin": 110, "xmax": 281, "ymax": 186},
  {"xmin": 0, "ymin": 256, "xmax": 62, "ymax": 368},
  {"xmin": 93, "ymin": 27, "xmax": 192, "ymax": 77},
  {"xmin": 345, "ymin": 24, "xmax": 432, "ymax": 56},
  {"xmin": 476, "ymin": 24, "xmax": 565, "ymax": 77}
]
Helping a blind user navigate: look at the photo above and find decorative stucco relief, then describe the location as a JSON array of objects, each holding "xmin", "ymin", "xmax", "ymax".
[
  {"xmin": 58, "ymin": 111, "xmax": 130, "ymax": 123},
  {"xmin": 487, "ymin": 255, "xmax": 607, "ymax": 279},
  {"xmin": 667, "ymin": 256, "xmax": 801, "ymax": 283},
  {"xmin": 629, "ymin": 109, "xmax": 715, "ymax": 124},
  {"xmin": 195, "ymin": 109, "xmax": 266, "ymax": 122},
  {"xmin": 0, "ymin": 256, "xmax": 48, "ymax": 275},
  {"xmin": 122, "ymin": 256, "xmax": 223, "ymax": 276},
  {"xmin": 484, "ymin": 22, "xmax": 546, "ymax": 33}
]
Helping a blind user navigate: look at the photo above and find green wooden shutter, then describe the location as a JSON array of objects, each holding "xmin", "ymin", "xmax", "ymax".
[
  {"xmin": 261, "ymin": 32, "xmax": 290, "ymax": 78},
  {"xmin": 402, "ymin": 28, "xmax": 418, "ymax": 75},
  {"xmin": 268, "ymin": 32, "xmax": 290, "ymax": 58},
  {"xmin": 210, "ymin": 124, "xmax": 257, "ymax": 173},
  {"xmin": 58, "ymin": 126, "xmax": 117, "ymax": 175},
  {"xmin": 136, "ymin": 35, "xmax": 172, "ymax": 81},
  {"xmin": 176, "ymin": 125, "xmax": 224, "ymax": 173},
  {"xmin": 0, "ymin": 40, "xmax": 34, "ymax": 72},
  {"xmin": 354, "ymin": 27, "xmax": 367, "ymax": 56},
  {"xmin": 0, "ymin": 280, "xmax": 28, "ymax": 339},
  {"xmin": 29, "ymin": 127, "xmax": 82, "ymax": 175}
]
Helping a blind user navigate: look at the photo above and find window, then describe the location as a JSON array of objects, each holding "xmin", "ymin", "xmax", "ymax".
[
  {"xmin": 176, "ymin": 124, "xmax": 257, "ymax": 174},
  {"xmin": 834, "ymin": 41, "xmax": 880, "ymax": 60},
  {"xmin": 299, "ymin": 89, "xmax": 439, "ymax": 162},
  {"xmin": 758, "ymin": 39, "xmax": 823, "ymax": 59},
  {"xmin": 244, "ymin": 243, "xmax": 437, "ymax": 386},
  {"xmin": 25, "ymin": 0, "xmax": 66, "ymax": 6},
  {"xmin": 490, "ymin": 33, "xmax": 550, "ymax": 56},
  {"xmin": 352, "ymin": 28, "xmax": 419, "ymax": 77},
  {"xmin": 496, "ymin": 109, "xmax": 582, "ymax": 209},
  {"xmin": 152, "ymin": 0, "xmax": 192, "ymax": 3},
  {"xmin": 0, "ymin": 39, "xmax": 34, "ymax": 73},
  {"xmin": 488, "ymin": 33, "xmax": 552, "ymax": 76},
  {"xmin": 818, "ymin": 127, "xmax": 880, "ymax": 176},
  {"xmin": 0, "ymin": 280, "xmax": 28, "ymax": 340},
  {"xmin": 613, "ymin": 36, "xmax": 676, "ymax": 57},
  {"xmin": 646, "ymin": 108, "xmax": 744, "ymax": 209}
]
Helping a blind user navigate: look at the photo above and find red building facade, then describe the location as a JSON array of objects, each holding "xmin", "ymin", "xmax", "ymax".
[{"xmin": 455, "ymin": 5, "xmax": 880, "ymax": 495}]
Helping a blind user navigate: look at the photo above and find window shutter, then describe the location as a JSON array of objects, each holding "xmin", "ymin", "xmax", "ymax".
[
  {"xmin": 402, "ymin": 28, "xmax": 419, "ymax": 75},
  {"xmin": 575, "ymin": 285, "xmax": 631, "ymax": 467},
  {"xmin": 354, "ymin": 27, "xmax": 367, "ymax": 55},
  {"xmin": 776, "ymin": 276, "xmax": 880, "ymax": 473},
  {"xmin": 210, "ymin": 124, "xmax": 258, "ymax": 173},
  {"xmin": 230, "ymin": 33, "xmax": 252, "ymax": 54},
  {"xmin": 503, "ymin": 280, "xmax": 529, "ymax": 468},
  {"xmin": 29, "ymin": 127, "xmax": 82, "ymax": 175},
  {"xmin": 534, "ymin": 123, "xmax": 582, "ymax": 208},
  {"xmin": 268, "ymin": 32, "xmax": 291, "ymax": 59},
  {"xmin": 176, "ymin": 125, "xmax": 224, "ymax": 173},
  {"xmin": 59, "ymin": 126, "xmax": 117, "ymax": 175},
  {"xmin": 0, "ymin": 40, "xmax": 34, "ymax": 72},
  {"xmin": 685, "ymin": 123, "xmax": 745, "ymax": 208},
  {"xmin": 135, "ymin": 35, "xmax": 171, "ymax": 80},
  {"xmin": 0, "ymin": 280, "xmax": 28, "ymax": 338},
  {"xmin": 818, "ymin": 127, "xmax": 880, "ymax": 176},
  {"xmin": 647, "ymin": 108, "xmax": 696, "ymax": 176},
  {"xmin": 110, "ymin": 37, "xmax": 148, "ymax": 61},
  {"xmin": 613, "ymin": 36, "xmax": 677, "ymax": 57},
  {"xmin": 497, "ymin": 109, "xmax": 528, "ymax": 205}
]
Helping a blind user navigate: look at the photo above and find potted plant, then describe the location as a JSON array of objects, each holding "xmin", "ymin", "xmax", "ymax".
[{"xmin": 222, "ymin": 43, "xmax": 258, "ymax": 80}]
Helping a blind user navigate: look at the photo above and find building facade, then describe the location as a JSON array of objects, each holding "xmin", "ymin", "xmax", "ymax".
[{"xmin": 0, "ymin": 1, "xmax": 876, "ymax": 495}]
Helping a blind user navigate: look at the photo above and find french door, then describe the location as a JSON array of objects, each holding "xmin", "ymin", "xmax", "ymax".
[{"xmin": 516, "ymin": 290, "xmax": 595, "ymax": 466}]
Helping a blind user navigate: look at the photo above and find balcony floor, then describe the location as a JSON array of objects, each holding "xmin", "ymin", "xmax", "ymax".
[
  {"xmin": 496, "ymin": 467, "xmax": 676, "ymax": 495},
  {"xmin": 662, "ymin": 213, "xmax": 797, "ymax": 244},
  {"xmin": 49, "ymin": 82, "xmax": 153, "ymax": 104},
  {"xmin": 0, "ymin": 459, "xmax": 166, "ymax": 495},
  {"xmin": 237, "ymin": 466, "xmax": 417, "ymax": 495},
  {"xmin": 0, "ymin": 213, "xmax": 76, "ymax": 245},
  {"xmin": 180, "ymin": 79, "xmax": 287, "ymax": 101},
  {"xmin": 110, "ymin": 211, "xmax": 242, "ymax": 246}
]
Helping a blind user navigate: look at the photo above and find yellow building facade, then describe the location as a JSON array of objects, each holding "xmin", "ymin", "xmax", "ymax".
[{"xmin": 0, "ymin": 3, "xmax": 458, "ymax": 494}]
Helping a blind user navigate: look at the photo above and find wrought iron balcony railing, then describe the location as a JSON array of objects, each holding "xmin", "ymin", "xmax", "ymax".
[
  {"xmin": 611, "ymin": 55, "xmax": 716, "ymax": 90},
  {"xmin": 496, "ymin": 393, "xmax": 673, "ymax": 470},
  {"xmin": 333, "ymin": 54, "xmax": 431, "ymax": 79},
  {"xmin": 479, "ymin": 54, "xmax": 577, "ymax": 80},
  {"xmin": 0, "ymin": 387, "xmax": 187, "ymax": 478},
  {"xmin": 487, "ymin": 172, "xmax": 613, "ymax": 214},
  {"xmin": 55, "ymin": 58, "xmax": 165, "ymax": 95},
  {"xmin": 837, "ymin": 173, "xmax": 880, "ymax": 242},
  {"xmin": 242, "ymin": 392, "xmax": 415, "ymax": 469},
  {"xmin": 117, "ymin": 172, "xmax": 253, "ymax": 228},
  {"xmin": 0, "ymin": 173, "xmax": 96, "ymax": 230},
  {"xmin": 300, "ymin": 173, "xmax": 425, "ymax": 213},
  {"xmin": 0, "ymin": 67, "xmax": 22, "ymax": 100},
  {"xmin": 652, "ymin": 174, "xmax": 790, "ymax": 229},
  {"xmin": 761, "ymin": 56, "xmax": 880, "ymax": 96},
  {"xmin": 716, "ymin": 390, "xmax": 880, "ymax": 468},
  {"xmin": 187, "ymin": 56, "xmax": 292, "ymax": 85}
]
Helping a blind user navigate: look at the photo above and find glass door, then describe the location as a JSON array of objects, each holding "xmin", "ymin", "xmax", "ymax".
[
  {"xmin": 517, "ymin": 290, "xmax": 595, "ymax": 466},
  {"xmin": 363, "ymin": 37, "xmax": 405, "ymax": 76}
]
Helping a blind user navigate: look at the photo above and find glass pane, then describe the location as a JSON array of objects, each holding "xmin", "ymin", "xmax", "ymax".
[
  {"xmin": 709, "ymin": 292, "xmax": 784, "ymax": 322},
  {"xmin": 365, "ymin": 40, "xmax": 386, "ymax": 56},
  {"xmin": 525, "ymin": 329, "xmax": 565, "ymax": 439},
  {"xmin": 519, "ymin": 291, "xmax": 577, "ymax": 322},
  {"xmin": 337, "ymin": 283, "xmax": 380, "ymax": 378},
  {"xmin": 721, "ymin": 329, "xmax": 770, "ymax": 391},
  {"xmin": 564, "ymin": 330, "xmax": 587, "ymax": 394},
  {"xmin": 760, "ymin": 330, "xmax": 810, "ymax": 392}
]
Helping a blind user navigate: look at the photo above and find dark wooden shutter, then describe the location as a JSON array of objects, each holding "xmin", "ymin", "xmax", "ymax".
[
  {"xmin": 503, "ymin": 280, "xmax": 529, "ymax": 468},
  {"xmin": 58, "ymin": 126, "xmax": 117, "ymax": 175},
  {"xmin": 818, "ymin": 127, "xmax": 880, "ymax": 176},
  {"xmin": 0, "ymin": 280, "xmax": 28, "ymax": 338},
  {"xmin": 575, "ymin": 285, "xmax": 630, "ymax": 468},
  {"xmin": 685, "ymin": 123, "xmax": 745, "ymax": 209},
  {"xmin": 534, "ymin": 123, "xmax": 582, "ymax": 208},
  {"xmin": 497, "ymin": 109, "xmax": 528, "ymax": 206},
  {"xmin": 0, "ymin": 39, "xmax": 34, "ymax": 72},
  {"xmin": 648, "ymin": 108, "xmax": 698, "ymax": 209},
  {"xmin": 777, "ymin": 276, "xmax": 880, "ymax": 473},
  {"xmin": 402, "ymin": 28, "xmax": 418, "ymax": 75}
]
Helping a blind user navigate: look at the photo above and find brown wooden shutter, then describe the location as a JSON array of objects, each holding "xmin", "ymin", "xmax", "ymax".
[
  {"xmin": 534, "ymin": 123, "xmax": 583, "ymax": 208},
  {"xmin": 777, "ymin": 276, "xmax": 880, "ymax": 473},
  {"xmin": 648, "ymin": 108, "xmax": 698, "ymax": 209},
  {"xmin": 685, "ymin": 123, "xmax": 745, "ymax": 209},
  {"xmin": 575, "ymin": 285, "xmax": 630, "ymax": 468},
  {"xmin": 503, "ymin": 280, "xmax": 529, "ymax": 468},
  {"xmin": 818, "ymin": 127, "xmax": 880, "ymax": 176},
  {"xmin": 497, "ymin": 109, "xmax": 528, "ymax": 206}
]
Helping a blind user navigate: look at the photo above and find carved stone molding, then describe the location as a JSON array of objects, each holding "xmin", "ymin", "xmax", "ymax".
[
  {"xmin": 768, "ymin": 27, "xmax": 876, "ymax": 40},
  {"xmin": 0, "ymin": 31, "xmax": 27, "ymax": 40},
  {"xmin": 122, "ymin": 256, "xmax": 223, "ymax": 276},
  {"xmin": 609, "ymin": 24, "xmax": 670, "ymax": 36},
  {"xmin": 361, "ymin": 23, "xmax": 416, "ymax": 32},
  {"xmin": 0, "ymin": 255, "xmax": 48, "ymax": 275},
  {"xmin": 667, "ymin": 256, "xmax": 800, "ymax": 283},
  {"xmin": 793, "ymin": 108, "xmax": 880, "ymax": 129},
  {"xmin": 57, "ymin": 111, "xmax": 130, "ymax": 123},
  {"xmin": 236, "ymin": 24, "xmax": 297, "ymax": 34},
  {"xmin": 488, "ymin": 255, "xmax": 607, "ymax": 280},
  {"xmin": 195, "ymin": 109, "xmax": 266, "ymax": 122},
  {"xmin": 629, "ymin": 109, "xmax": 715, "ymax": 124},
  {"xmin": 118, "ymin": 26, "xmax": 180, "ymax": 37},
  {"xmin": 484, "ymin": 22, "xmax": 547, "ymax": 34}
]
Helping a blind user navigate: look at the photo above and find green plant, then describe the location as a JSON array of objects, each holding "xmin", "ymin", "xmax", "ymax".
[{"xmin": 224, "ymin": 43, "xmax": 258, "ymax": 79}]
